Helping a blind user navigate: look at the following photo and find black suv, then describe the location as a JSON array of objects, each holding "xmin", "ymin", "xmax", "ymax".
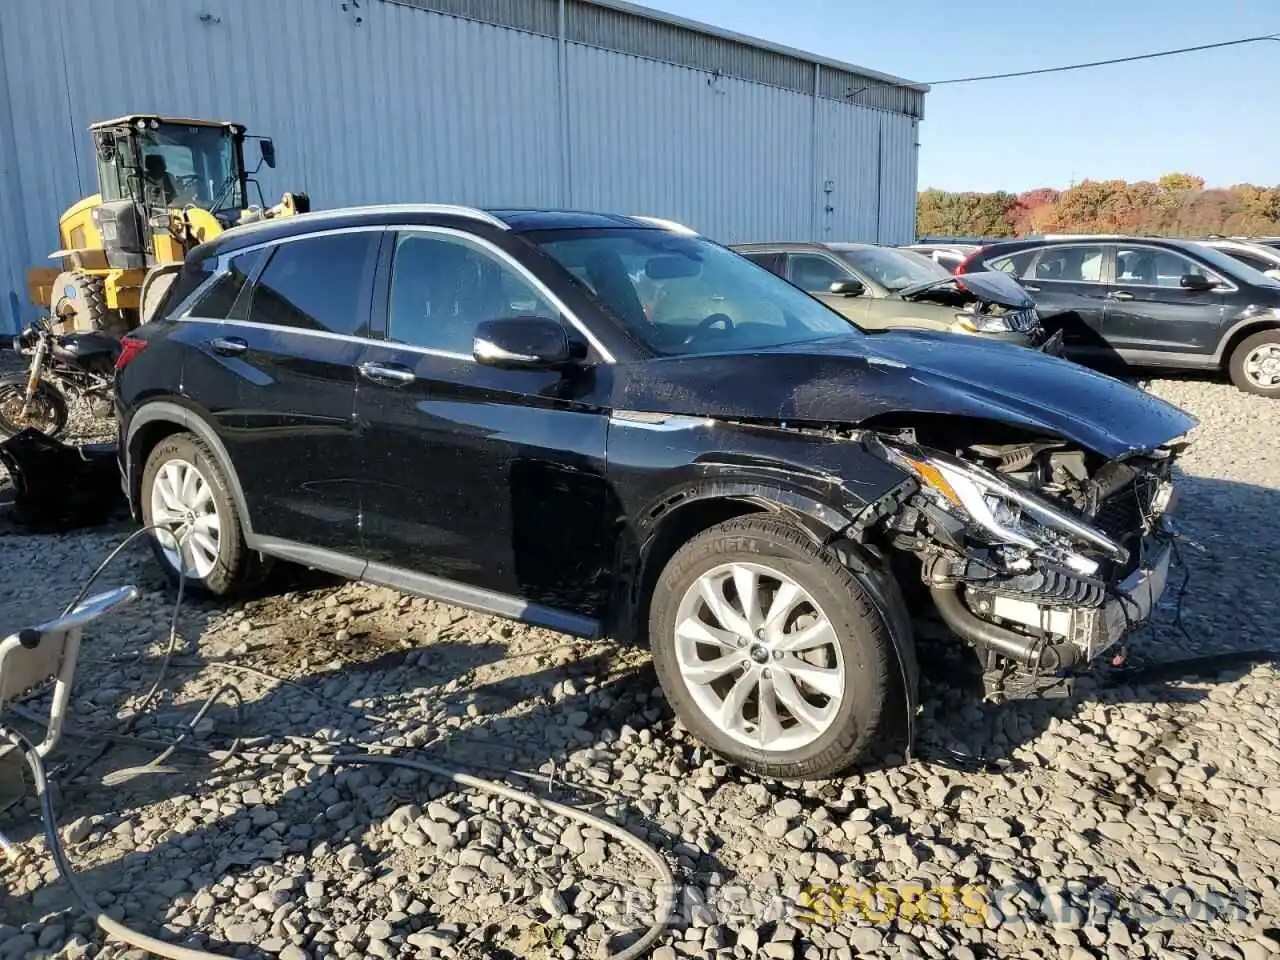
[
  {"xmin": 959, "ymin": 236, "xmax": 1280, "ymax": 396},
  {"xmin": 117, "ymin": 206, "xmax": 1194, "ymax": 780}
]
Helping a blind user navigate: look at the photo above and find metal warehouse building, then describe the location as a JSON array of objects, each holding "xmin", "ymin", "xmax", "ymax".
[{"xmin": 0, "ymin": 0, "xmax": 927, "ymax": 333}]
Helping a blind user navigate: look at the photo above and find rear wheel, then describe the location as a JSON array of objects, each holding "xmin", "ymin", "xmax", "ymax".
[
  {"xmin": 648, "ymin": 515, "xmax": 898, "ymax": 780},
  {"xmin": 1229, "ymin": 329, "xmax": 1280, "ymax": 397},
  {"xmin": 0, "ymin": 377, "xmax": 68, "ymax": 438},
  {"xmin": 50, "ymin": 270, "xmax": 109, "ymax": 334},
  {"xmin": 140, "ymin": 433, "xmax": 264, "ymax": 596}
]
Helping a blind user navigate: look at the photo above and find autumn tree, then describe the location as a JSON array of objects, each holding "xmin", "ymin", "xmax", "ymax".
[{"xmin": 916, "ymin": 175, "xmax": 1280, "ymax": 239}]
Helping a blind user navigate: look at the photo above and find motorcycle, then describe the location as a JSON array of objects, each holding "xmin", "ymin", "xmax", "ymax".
[{"xmin": 0, "ymin": 317, "xmax": 120, "ymax": 439}]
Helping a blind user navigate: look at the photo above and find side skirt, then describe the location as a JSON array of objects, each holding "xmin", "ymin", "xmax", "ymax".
[{"xmin": 251, "ymin": 536, "xmax": 602, "ymax": 640}]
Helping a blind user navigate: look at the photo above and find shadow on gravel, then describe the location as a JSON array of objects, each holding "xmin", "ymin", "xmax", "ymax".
[
  {"xmin": 4, "ymin": 474, "xmax": 1279, "ymax": 949},
  {"xmin": 0, "ymin": 559, "xmax": 718, "ymax": 956}
]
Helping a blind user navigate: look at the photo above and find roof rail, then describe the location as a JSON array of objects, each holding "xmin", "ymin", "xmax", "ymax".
[
  {"xmin": 631, "ymin": 215, "xmax": 698, "ymax": 236},
  {"xmin": 219, "ymin": 203, "xmax": 510, "ymax": 241}
]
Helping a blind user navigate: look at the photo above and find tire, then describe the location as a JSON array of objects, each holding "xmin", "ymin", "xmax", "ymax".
[
  {"xmin": 50, "ymin": 270, "xmax": 109, "ymax": 334},
  {"xmin": 0, "ymin": 377, "xmax": 69, "ymax": 439},
  {"xmin": 140, "ymin": 432, "xmax": 264, "ymax": 597},
  {"xmin": 1228, "ymin": 329, "xmax": 1280, "ymax": 397},
  {"xmin": 648, "ymin": 515, "xmax": 898, "ymax": 780},
  {"xmin": 139, "ymin": 266, "xmax": 179, "ymax": 326}
]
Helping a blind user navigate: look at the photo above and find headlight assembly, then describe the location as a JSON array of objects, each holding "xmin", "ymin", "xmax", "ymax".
[
  {"xmin": 880, "ymin": 443, "xmax": 1126, "ymax": 576},
  {"xmin": 952, "ymin": 312, "xmax": 1011, "ymax": 334}
]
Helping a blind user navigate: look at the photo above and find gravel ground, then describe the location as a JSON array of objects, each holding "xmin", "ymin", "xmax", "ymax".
[{"xmin": 1, "ymin": 374, "xmax": 1278, "ymax": 960}]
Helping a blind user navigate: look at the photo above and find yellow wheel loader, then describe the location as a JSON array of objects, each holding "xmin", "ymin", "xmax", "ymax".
[{"xmin": 27, "ymin": 115, "xmax": 310, "ymax": 334}]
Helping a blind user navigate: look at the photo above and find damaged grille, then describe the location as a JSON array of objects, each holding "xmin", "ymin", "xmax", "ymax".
[{"xmin": 1005, "ymin": 308, "xmax": 1038, "ymax": 332}]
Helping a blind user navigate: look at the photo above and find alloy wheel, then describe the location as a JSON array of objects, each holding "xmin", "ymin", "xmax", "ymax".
[
  {"xmin": 149, "ymin": 458, "xmax": 221, "ymax": 579},
  {"xmin": 672, "ymin": 561, "xmax": 845, "ymax": 752}
]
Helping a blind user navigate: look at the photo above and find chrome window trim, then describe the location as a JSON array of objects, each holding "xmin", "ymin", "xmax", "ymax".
[
  {"xmin": 991, "ymin": 243, "xmax": 1109, "ymax": 285},
  {"xmin": 177, "ymin": 223, "xmax": 616, "ymax": 363},
  {"xmin": 1111, "ymin": 243, "xmax": 1237, "ymax": 293}
]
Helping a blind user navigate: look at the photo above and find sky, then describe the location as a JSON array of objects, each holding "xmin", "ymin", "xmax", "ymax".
[{"xmin": 642, "ymin": 0, "xmax": 1280, "ymax": 193}]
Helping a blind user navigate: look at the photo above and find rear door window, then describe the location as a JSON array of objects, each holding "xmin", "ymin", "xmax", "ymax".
[
  {"xmin": 189, "ymin": 249, "xmax": 264, "ymax": 320},
  {"xmin": 248, "ymin": 232, "xmax": 381, "ymax": 337},
  {"xmin": 985, "ymin": 250, "xmax": 1037, "ymax": 278},
  {"xmin": 1029, "ymin": 245, "xmax": 1105, "ymax": 283},
  {"xmin": 740, "ymin": 251, "xmax": 785, "ymax": 276}
]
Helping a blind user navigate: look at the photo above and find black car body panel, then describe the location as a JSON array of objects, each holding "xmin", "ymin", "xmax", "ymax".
[
  {"xmin": 608, "ymin": 332, "xmax": 1194, "ymax": 459},
  {"xmin": 116, "ymin": 205, "xmax": 1198, "ymax": 763}
]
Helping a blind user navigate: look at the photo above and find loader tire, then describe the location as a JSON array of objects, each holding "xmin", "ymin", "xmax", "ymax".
[{"xmin": 50, "ymin": 270, "xmax": 108, "ymax": 334}]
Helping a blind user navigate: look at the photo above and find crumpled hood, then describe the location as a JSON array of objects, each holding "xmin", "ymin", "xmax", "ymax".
[
  {"xmin": 897, "ymin": 270, "xmax": 1034, "ymax": 308},
  {"xmin": 608, "ymin": 331, "xmax": 1197, "ymax": 459}
]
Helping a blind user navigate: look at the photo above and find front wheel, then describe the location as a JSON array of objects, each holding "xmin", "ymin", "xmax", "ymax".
[
  {"xmin": 0, "ymin": 377, "xmax": 69, "ymax": 438},
  {"xmin": 1229, "ymin": 329, "xmax": 1280, "ymax": 397},
  {"xmin": 648, "ymin": 515, "xmax": 900, "ymax": 780}
]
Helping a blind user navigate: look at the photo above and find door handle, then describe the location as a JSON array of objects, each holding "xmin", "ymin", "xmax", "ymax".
[
  {"xmin": 358, "ymin": 361, "xmax": 416, "ymax": 386},
  {"xmin": 1022, "ymin": 284, "xmax": 1041, "ymax": 292},
  {"xmin": 1106, "ymin": 291, "xmax": 1135, "ymax": 301},
  {"xmin": 208, "ymin": 336, "xmax": 248, "ymax": 356}
]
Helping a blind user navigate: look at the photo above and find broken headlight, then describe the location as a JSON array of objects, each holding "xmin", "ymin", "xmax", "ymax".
[
  {"xmin": 880, "ymin": 443, "xmax": 1126, "ymax": 577},
  {"xmin": 952, "ymin": 312, "xmax": 1012, "ymax": 334}
]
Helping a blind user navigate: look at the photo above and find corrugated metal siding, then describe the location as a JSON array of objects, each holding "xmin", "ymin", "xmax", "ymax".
[
  {"xmin": 565, "ymin": 46, "xmax": 817, "ymax": 243},
  {"xmin": 0, "ymin": 0, "xmax": 923, "ymax": 332}
]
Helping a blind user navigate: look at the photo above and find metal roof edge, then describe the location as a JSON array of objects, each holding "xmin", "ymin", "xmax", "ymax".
[{"xmin": 580, "ymin": 0, "xmax": 929, "ymax": 93}]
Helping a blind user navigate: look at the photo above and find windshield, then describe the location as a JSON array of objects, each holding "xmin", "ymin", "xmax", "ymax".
[
  {"xmin": 1188, "ymin": 242, "xmax": 1280, "ymax": 287},
  {"xmin": 531, "ymin": 230, "xmax": 860, "ymax": 355},
  {"xmin": 136, "ymin": 123, "xmax": 242, "ymax": 211},
  {"xmin": 839, "ymin": 246, "xmax": 951, "ymax": 292}
]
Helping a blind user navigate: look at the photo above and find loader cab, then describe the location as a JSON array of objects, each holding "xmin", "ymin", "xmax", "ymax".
[{"xmin": 92, "ymin": 117, "xmax": 255, "ymax": 248}]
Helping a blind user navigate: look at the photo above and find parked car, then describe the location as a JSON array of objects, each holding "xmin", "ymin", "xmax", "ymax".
[
  {"xmin": 1196, "ymin": 238, "xmax": 1280, "ymax": 279},
  {"xmin": 900, "ymin": 242, "xmax": 981, "ymax": 273},
  {"xmin": 117, "ymin": 205, "xmax": 1193, "ymax": 780},
  {"xmin": 958, "ymin": 236, "xmax": 1280, "ymax": 396},
  {"xmin": 731, "ymin": 241, "xmax": 1054, "ymax": 350}
]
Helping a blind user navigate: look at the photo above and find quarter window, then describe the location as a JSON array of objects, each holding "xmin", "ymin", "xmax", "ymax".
[
  {"xmin": 741, "ymin": 252, "xmax": 786, "ymax": 276},
  {"xmin": 248, "ymin": 233, "xmax": 380, "ymax": 336},
  {"xmin": 1030, "ymin": 245, "xmax": 1105, "ymax": 283},
  {"xmin": 985, "ymin": 250, "xmax": 1036, "ymax": 278},
  {"xmin": 1115, "ymin": 247, "xmax": 1208, "ymax": 288},
  {"xmin": 787, "ymin": 254, "xmax": 849, "ymax": 294},
  {"xmin": 190, "ymin": 248, "xmax": 264, "ymax": 320},
  {"xmin": 387, "ymin": 232, "xmax": 558, "ymax": 355}
]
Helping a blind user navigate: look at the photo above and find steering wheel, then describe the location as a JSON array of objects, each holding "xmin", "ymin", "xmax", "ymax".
[{"xmin": 683, "ymin": 312, "xmax": 735, "ymax": 344}]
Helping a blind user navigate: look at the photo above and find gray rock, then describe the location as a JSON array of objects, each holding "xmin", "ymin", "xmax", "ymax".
[
  {"xmin": 763, "ymin": 818, "xmax": 789, "ymax": 839},
  {"xmin": 784, "ymin": 826, "xmax": 814, "ymax": 850}
]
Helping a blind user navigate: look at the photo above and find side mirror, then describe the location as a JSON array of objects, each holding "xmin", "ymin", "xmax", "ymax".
[
  {"xmin": 829, "ymin": 279, "xmax": 865, "ymax": 297},
  {"xmin": 473, "ymin": 316, "xmax": 582, "ymax": 369},
  {"xmin": 259, "ymin": 139, "xmax": 276, "ymax": 169},
  {"xmin": 1179, "ymin": 273, "xmax": 1216, "ymax": 291}
]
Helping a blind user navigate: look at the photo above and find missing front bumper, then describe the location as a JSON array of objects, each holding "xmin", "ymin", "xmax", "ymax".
[{"xmin": 983, "ymin": 539, "xmax": 1174, "ymax": 664}]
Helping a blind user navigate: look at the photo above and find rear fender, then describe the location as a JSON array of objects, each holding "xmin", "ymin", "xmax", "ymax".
[{"xmin": 124, "ymin": 400, "xmax": 256, "ymax": 539}]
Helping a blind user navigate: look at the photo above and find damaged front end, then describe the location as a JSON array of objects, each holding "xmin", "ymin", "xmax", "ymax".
[{"xmin": 858, "ymin": 427, "xmax": 1187, "ymax": 698}]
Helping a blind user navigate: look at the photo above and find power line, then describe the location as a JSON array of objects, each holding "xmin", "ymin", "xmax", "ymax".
[{"xmin": 925, "ymin": 32, "xmax": 1280, "ymax": 86}]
